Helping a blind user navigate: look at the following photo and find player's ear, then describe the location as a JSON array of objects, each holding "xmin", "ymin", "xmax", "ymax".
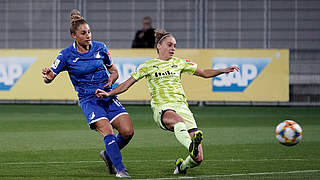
[
  {"xmin": 156, "ymin": 43, "xmax": 161, "ymax": 50},
  {"xmin": 71, "ymin": 32, "xmax": 77, "ymax": 40}
]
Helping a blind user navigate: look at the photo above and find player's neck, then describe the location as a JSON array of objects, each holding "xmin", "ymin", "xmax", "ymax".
[
  {"xmin": 76, "ymin": 42, "xmax": 91, "ymax": 53},
  {"xmin": 158, "ymin": 55, "xmax": 170, "ymax": 61}
]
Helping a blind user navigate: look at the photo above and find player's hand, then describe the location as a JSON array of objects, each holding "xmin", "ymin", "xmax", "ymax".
[
  {"xmin": 104, "ymin": 79, "xmax": 113, "ymax": 87},
  {"xmin": 95, "ymin": 89, "xmax": 110, "ymax": 98},
  {"xmin": 42, "ymin": 67, "xmax": 54, "ymax": 83},
  {"xmin": 222, "ymin": 66, "xmax": 240, "ymax": 73}
]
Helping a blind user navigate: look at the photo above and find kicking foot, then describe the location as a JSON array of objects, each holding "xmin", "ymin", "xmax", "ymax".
[
  {"xmin": 189, "ymin": 130, "xmax": 203, "ymax": 157},
  {"xmin": 100, "ymin": 150, "xmax": 117, "ymax": 174},
  {"xmin": 116, "ymin": 169, "xmax": 131, "ymax": 178},
  {"xmin": 173, "ymin": 158, "xmax": 186, "ymax": 174}
]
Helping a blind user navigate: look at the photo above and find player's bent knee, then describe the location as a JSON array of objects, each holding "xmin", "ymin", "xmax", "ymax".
[
  {"xmin": 121, "ymin": 128, "xmax": 134, "ymax": 140},
  {"xmin": 195, "ymin": 156, "xmax": 203, "ymax": 164},
  {"xmin": 121, "ymin": 130, "xmax": 134, "ymax": 139}
]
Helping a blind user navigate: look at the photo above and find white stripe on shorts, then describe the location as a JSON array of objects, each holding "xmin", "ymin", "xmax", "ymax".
[
  {"xmin": 88, "ymin": 112, "xmax": 128, "ymax": 126},
  {"xmin": 89, "ymin": 117, "xmax": 109, "ymax": 125},
  {"xmin": 110, "ymin": 112, "xmax": 128, "ymax": 123}
]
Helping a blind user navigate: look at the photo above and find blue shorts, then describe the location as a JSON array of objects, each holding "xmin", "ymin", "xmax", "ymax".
[{"xmin": 80, "ymin": 96, "xmax": 128, "ymax": 130}]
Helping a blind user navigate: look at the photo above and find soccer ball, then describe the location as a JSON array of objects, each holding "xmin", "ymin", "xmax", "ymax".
[{"xmin": 275, "ymin": 120, "xmax": 303, "ymax": 146}]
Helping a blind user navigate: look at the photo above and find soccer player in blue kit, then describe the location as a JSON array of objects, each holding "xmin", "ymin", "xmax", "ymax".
[{"xmin": 41, "ymin": 10, "xmax": 132, "ymax": 178}]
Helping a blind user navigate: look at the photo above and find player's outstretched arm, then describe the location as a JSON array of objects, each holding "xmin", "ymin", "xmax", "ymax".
[
  {"xmin": 194, "ymin": 66, "xmax": 239, "ymax": 78},
  {"xmin": 96, "ymin": 76, "xmax": 137, "ymax": 98},
  {"xmin": 42, "ymin": 67, "xmax": 56, "ymax": 84}
]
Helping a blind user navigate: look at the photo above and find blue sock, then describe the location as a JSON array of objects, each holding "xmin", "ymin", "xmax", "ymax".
[
  {"xmin": 104, "ymin": 134, "xmax": 130, "ymax": 162},
  {"xmin": 115, "ymin": 134, "xmax": 131, "ymax": 150},
  {"xmin": 104, "ymin": 134, "xmax": 125, "ymax": 171}
]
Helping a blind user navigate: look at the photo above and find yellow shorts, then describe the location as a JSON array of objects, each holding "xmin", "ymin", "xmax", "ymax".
[{"xmin": 151, "ymin": 102, "xmax": 198, "ymax": 131}]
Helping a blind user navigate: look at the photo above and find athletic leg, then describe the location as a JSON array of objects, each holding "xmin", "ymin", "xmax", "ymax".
[
  {"xmin": 177, "ymin": 131, "xmax": 203, "ymax": 173},
  {"xmin": 155, "ymin": 105, "xmax": 203, "ymax": 174},
  {"xmin": 95, "ymin": 119, "xmax": 130, "ymax": 178},
  {"xmin": 100, "ymin": 110, "xmax": 132, "ymax": 175},
  {"xmin": 99, "ymin": 98, "xmax": 132, "ymax": 176},
  {"xmin": 161, "ymin": 110, "xmax": 203, "ymax": 160},
  {"xmin": 161, "ymin": 110, "xmax": 197, "ymax": 174},
  {"xmin": 162, "ymin": 110, "xmax": 192, "ymax": 149},
  {"xmin": 80, "ymin": 97, "xmax": 130, "ymax": 177}
]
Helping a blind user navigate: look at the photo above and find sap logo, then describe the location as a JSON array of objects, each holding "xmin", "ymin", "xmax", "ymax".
[
  {"xmin": 0, "ymin": 57, "xmax": 36, "ymax": 90},
  {"xmin": 212, "ymin": 57, "xmax": 272, "ymax": 92},
  {"xmin": 112, "ymin": 57, "xmax": 150, "ymax": 87}
]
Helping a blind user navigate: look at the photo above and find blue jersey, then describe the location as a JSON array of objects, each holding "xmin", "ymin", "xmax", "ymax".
[{"xmin": 51, "ymin": 41, "xmax": 113, "ymax": 102}]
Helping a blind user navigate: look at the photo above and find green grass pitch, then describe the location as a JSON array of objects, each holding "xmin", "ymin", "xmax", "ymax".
[{"xmin": 0, "ymin": 104, "xmax": 319, "ymax": 179}]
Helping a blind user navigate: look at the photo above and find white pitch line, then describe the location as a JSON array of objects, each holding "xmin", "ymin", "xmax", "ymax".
[
  {"xmin": 132, "ymin": 170, "xmax": 320, "ymax": 180},
  {"xmin": 0, "ymin": 158, "xmax": 319, "ymax": 165},
  {"xmin": 0, "ymin": 160, "xmax": 102, "ymax": 165},
  {"xmin": 210, "ymin": 158, "xmax": 320, "ymax": 162}
]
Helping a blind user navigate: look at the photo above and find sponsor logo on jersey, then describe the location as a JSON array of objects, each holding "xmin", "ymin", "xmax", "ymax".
[
  {"xmin": 212, "ymin": 57, "xmax": 272, "ymax": 92},
  {"xmin": 0, "ymin": 57, "xmax": 36, "ymax": 90},
  {"xmin": 154, "ymin": 71, "xmax": 176, "ymax": 77}
]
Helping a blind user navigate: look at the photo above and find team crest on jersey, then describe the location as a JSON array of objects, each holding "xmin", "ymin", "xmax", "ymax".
[
  {"xmin": 95, "ymin": 52, "xmax": 101, "ymax": 59},
  {"xmin": 89, "ymin": 112, "xmax": 95, "ymax": 120}
]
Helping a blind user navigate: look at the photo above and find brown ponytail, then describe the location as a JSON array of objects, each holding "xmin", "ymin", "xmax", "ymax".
[
  {"xmin": 70, "ymin": 9, "xmax": 88, "ymax": 35},
  {"xmin": 155, "ymin": 29, "xmax": 171, "ymax": 46},
  {"xmin": 154, "ymin": 29, "xmax": 173, "ymax": 53}
]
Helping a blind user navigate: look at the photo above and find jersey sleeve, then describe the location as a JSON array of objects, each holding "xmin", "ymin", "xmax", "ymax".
[
  {"xmin": 102, "ymin": 44, "xmax": 112, "ymax": 67},
  {"xmin": 50, "ymin": 52, "xmax": 67, "ymax": 75},
  {"xmin": 131, "ymin": 63, "xmax": 147, "ymax": 81},
  {"xmin": 181, "ymin": 59, "xmax": 198, "ymax": 75}
]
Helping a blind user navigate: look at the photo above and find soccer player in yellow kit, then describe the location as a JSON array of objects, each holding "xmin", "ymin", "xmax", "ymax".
[{"xmin": 95, "ymin": 29, "xmax": 239, "ymax": 174}]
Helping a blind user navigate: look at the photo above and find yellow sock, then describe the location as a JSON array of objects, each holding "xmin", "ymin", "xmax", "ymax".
[
  {"xmin": 174, "ymin": 122, "xmax": 191, "ymax": 149},
  {"xmin": 180, "ymin": 155, "xmax": 200, "ymax": 171}
]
